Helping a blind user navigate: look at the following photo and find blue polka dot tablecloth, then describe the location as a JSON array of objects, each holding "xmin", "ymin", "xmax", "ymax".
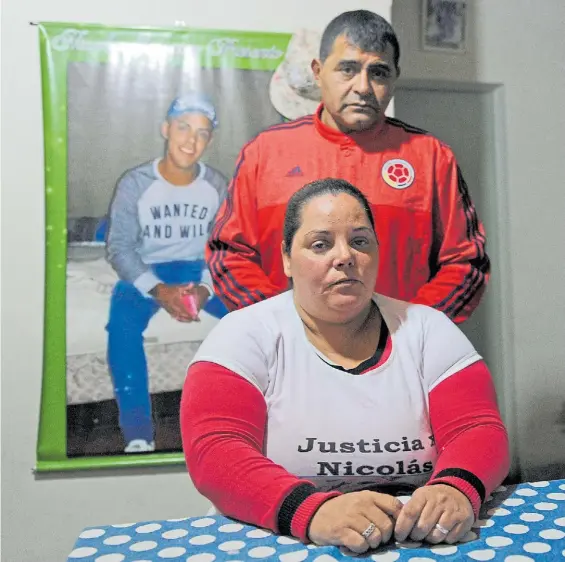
[{"xmin": 68, "ymin": 479, "xmax": 565, "ymax": 561}]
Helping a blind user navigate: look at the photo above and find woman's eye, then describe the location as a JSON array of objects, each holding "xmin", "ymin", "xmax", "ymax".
[
  {"xmin": 352, "ymin": 238, "xmax": 369, "ymax": 247},
  {"xmin": 312, "ymin": 241, "xmax": 329, "ymax": 251}
]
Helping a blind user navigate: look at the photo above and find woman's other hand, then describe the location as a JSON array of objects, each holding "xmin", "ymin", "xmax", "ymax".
[
  {"xmin": 394, "ymin": 484, "xmax": 474, "ymax": 544},
  {"xmin": 307, "ymin": 491, "xmax": 402, "ymax": 553}
]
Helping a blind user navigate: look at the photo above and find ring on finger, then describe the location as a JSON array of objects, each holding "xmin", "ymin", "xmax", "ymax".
[
  {"xmin": 434, "ymin": 523, "xmax": 450, "ymax": 535},
  {"xmin": 361, "ymin": 522, "xmax": 376, "ymax": 539}
]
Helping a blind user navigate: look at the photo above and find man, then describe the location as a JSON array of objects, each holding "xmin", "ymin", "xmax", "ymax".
[
  {"xmin": 207, "ymin": 10, "xmax": 489, "ymax": 324},
  {"xmin": 106, "ymin": 92, "xmax": 228, "ymax": 453}
]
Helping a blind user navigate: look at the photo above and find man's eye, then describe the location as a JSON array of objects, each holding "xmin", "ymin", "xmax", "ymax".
[{"xmin": 352, "ymin": 238, "xmax": 369, "ymax": 247}]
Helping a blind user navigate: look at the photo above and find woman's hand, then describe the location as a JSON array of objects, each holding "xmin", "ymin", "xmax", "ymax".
[
  {"xmin": 308, "ymin": 491, "xmax": 403, "ymax": 553},
  {"xmin": 394, "ymin": 484, "xmax": 474, "ymax": 544}
]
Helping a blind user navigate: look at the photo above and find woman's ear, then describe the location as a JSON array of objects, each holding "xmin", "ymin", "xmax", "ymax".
[{"xmin": 281, "ymin": 241, "xmax": 292, "ymax": 278}]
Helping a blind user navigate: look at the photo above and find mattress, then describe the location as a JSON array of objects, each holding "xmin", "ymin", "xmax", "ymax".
[{"xmin": 65, "ymin": 246, "xmax": 220, "ymax": 405}]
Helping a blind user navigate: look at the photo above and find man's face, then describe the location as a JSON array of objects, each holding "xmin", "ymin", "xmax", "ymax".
[
  {"xmin": 162, "ymin": 113, "xmax": 213, "ymax": 170},
  {"xmin": 312, "ymin": 35, "xmax": 399, "ymax": 133}
]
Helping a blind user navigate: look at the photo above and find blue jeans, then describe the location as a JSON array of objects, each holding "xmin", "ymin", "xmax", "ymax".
[{"xmin": 106, "ymin": 260, "xmax": 228, "ymax": 444}]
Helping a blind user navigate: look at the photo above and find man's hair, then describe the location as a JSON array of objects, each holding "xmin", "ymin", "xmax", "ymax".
[
  {"xmin": 319, "ymin": 10, "xmax": 400, "ymax": 70},
  {"xmin": 283, "ymin": 178, "xmax": 376, "ymax": 255}
]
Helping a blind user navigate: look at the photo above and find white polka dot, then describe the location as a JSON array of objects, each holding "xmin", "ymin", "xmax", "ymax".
[
  {"xmin": 103, "ymin": 535, "xmax": 131, "ymax": 545},
  {"xmin": 246, "ymin": 529, "xmax": 272, "ymax": 539},
  {"xmin": 523, "ymin": 542, "xmax": 551, "ymax": 554},
  {"xmin": 186, "ymin": 555, "xmax": 216, "ymax": 562},
  {"xmin": 158, "ymin": 547, "xmax": 187, "ymax": 558},
  {"xmin": 535, "ymin": 502, "xmax": 558, "ymax": 511},
  {"xmin": 504, "ymin": 524, "xmax": 530, "ymax": 534},
  {"xmin": 521, "ymin": 513, "xmax": 545, "ymax": 522},
  {"xmin": 79, "ymin": 529, "xmax": 106, "ymax": 539},
  {"xmin": 312, "ymin": 556, "xmax": 339, "ymax": 562},
  {"xmin": 112, "ymin": 523, "xmax": 134, "ymax": 528},
  {"xmin": 162, "ymin": 529, "xmax": 188, "ymax": 540},
  {"xmin": 191, "ymin": 518, "xmax": 216, "ymax": 528},
  {"xmin": 504, "ymin": 498, "xmax": 525, "ymax": 507},
  {"xmin": 218, "ymin": 540, "xmax": 246, "ymax": 552},
  {"xmin": 503, "ymin": 557, "xmax": 534, "ymax": 562},
  {"xmin": 167, "ymin": 517, "xmax": 189, "ymax": 522},
  {"xmin": 69, "ymin": 547, "xmax": 98, "ymax": 558},
  {"xmin": 406, "ymin": 558, "xmax": 436, "ymax": 561},
  {"xmin": 555, "ymin": 517, "xmax": 565, "ymax": 527},
  {"xmin": 370, "ymin": 552, "xmax": 400, "ymax": 562},
  {"xmin": 516, "ymin": 488, "xmax": 538, "ymax": 497},
  {"xmin": 396, "ymin": 541, "xmax": 423, "ymax": 548},
  {"xmin": 559, "ymin": 484, "xmax": 565, "ymax": 491},
  {"xmin": 307, "ymin": 544, "xmax": 318, "ymax": 549},
  {"xmin": 95, "ymin": 555, "xmax": 125, "ymax": 562},
  {"xmin": 460, "ymin": 531, "xmax": 478, "ymax": 543},
  {"xmin": 429, "ymin": 545, "xmax": 458, "ymax": 555},
  {"xmin": 189, "ymin": 535, "xmax": 216, "ymax": 545},
  {"xmin": 487, "ymin": 507, "xmax": 511, "ymax": 516},
  {"xmin": 473, "ymin": 519, "xmax": 495, "ymax": 528},
  {"xmin": 277, "ymin": 536, "xmax": 300, "ymax": 545},
  {"xmin": 547, "ymin": 493, "xmax": 565, "ymax": 501},
  {"xmin": 540, "ymin": 528, "xmax": 565, "ymax": 540},
  {"xmin": 218, "ymin": 523, "xmax": 244, "ymax": 533},
  {"xmin": 136, "ymin": 523, "xmax": 162, "ymax": 533},
  {"xmin": 248, "ymin": 546, "xmax": 277, "ymax": 558},
  {"xmin": 486, "ymin": 536, "xmax": 513, "ymax": 547},
  {"xmin": 530, "ymin": 481, "xmax": 550, "ymax": 487},
  {"xmin": 495, "ymin": 485, "xmax": 508, "ymax": 492},
  {"xmin": 129, "ymin": 541, "xmax": 158, "ymax": 552},
  {"xmin": 279, "ymin": 550, "xmax": 309, "ymax": 562},
  {"xmin": 467, "ymin": 551, "xmax": 495, "ymax": 561}
]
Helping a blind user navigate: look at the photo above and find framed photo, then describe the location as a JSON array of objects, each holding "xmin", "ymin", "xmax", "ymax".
[
  {"xmin": 35, "ymin": 22, "xmax": 292, "ymax": 472},
  {"xmin": 421, "ymin": 0, "xmax": 467, "ymax": 53}
]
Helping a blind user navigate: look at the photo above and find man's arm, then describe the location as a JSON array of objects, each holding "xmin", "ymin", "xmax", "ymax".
[
  {"xmin": 411, "ymin": 151, "xmax": 490, "ymax": 324},
  {"xmin": 206, "ymin": 140, "xmax": 281, "ymax": 311},
  {"xmin": 106, "ymin": 174, "xmax": 160, "ymax": 296}
]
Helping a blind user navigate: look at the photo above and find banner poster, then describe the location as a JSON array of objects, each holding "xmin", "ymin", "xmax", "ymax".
[{"xmin": 35, "ymin": 22, "xmax": 308, "ymax": 471}]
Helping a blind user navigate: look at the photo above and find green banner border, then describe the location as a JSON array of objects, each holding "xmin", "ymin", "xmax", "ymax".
[{"xmin": 36, "ymin": 22, "xmax": 291, "ymax": 472}]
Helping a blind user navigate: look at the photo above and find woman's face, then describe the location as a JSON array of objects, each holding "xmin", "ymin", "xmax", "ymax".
[{"xmin": 282, "ymin": 192, "xmax": 379, "ymax": 323}]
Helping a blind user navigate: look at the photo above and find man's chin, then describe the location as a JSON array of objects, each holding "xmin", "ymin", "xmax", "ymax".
[{"xmin": 339, "ymin": 114, "xmax": 380, "ymax": 133}]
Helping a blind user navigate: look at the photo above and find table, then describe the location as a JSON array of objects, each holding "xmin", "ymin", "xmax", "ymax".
[{"xmin": 68, "ymin": 479, "xmax": 565, "ymax": 561}]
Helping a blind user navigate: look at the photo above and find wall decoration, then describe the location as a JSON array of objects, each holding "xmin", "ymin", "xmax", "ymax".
[
  {"xmin": 35, "ymin": 22, "xmax": 318, "ymax": 471},
  {"xmin": 421, "ymin": 0, "xmax": 467, "ymax": 53}
]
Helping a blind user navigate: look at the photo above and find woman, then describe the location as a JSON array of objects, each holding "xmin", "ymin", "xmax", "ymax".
[{"xmin": 180, "ymin": 178, "xmax": 509, "ymax": 554}]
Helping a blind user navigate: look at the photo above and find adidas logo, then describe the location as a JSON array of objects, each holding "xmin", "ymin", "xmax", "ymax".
[{"xmin": 285, "ymin": 166, "xmax": 304, "ymax": 177}]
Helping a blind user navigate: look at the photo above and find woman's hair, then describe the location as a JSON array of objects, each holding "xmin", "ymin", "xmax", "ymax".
[{"xmin": 282, "ymin": 178, "xmax": 376, "ymax": 254}]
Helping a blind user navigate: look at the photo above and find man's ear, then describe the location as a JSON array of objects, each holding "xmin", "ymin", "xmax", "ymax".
[
  {"xmin": 160, "ymin": 121, "xmax": 170, "ymax": 140},
  {"xmin": 311, "ymin": 58, "xmax": 322, "ymax": 85}
]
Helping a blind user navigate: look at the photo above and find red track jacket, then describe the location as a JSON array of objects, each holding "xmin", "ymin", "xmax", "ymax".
[{"xmin": 207, "ymin": 106, "xmax": 490, "ymax": 323}]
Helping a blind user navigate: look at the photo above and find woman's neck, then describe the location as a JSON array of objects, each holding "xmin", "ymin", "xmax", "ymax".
[{"xmin": 296, "ymin": 298, "xmax": 381, "ymax": 363}]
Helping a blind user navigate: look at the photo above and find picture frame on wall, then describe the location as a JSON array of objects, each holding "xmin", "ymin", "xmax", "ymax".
[
  {"xmin": 34, "ymin": 21, "xmax": 294, "ymax": 472},
  {"xmin": 421, "ymin": 0, "xmax": 467, "ymax": 53}
]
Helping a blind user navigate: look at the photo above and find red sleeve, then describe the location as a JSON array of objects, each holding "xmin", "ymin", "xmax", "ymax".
[
  {"xmin": 426, "ymin": 360, "xmax": 510, "ymax": 517},
  {"xmin": 411, "ymin": 150, "xmax": 490, "ymax": 324},
  {"xmin": 205, "ymin": 140, "xmax": 280, "ymax": 311},
  {"xmin": 180, "ymin": 361, "xmax": 340, "ymax": 540}
]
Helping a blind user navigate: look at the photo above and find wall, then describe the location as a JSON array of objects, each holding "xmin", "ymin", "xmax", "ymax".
[
  {"xmin": 0, "ymin": 2, "xmax": 392, "ymax": 561},
  {"xmin": 392, "ymin": 0, "xmax": 565, "ymax": 480}
]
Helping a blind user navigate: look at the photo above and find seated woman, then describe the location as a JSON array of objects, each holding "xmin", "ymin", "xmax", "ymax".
[{"xmin": 180, "ymin": 178, "xmax": 509, "ymax": 554}]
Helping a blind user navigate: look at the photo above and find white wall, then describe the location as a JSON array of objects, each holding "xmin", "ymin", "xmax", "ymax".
[
  {"xmin": 392, "ymin": 0, "xmax": 565, "ymax": 480},
  {"xmin": 0, "ymin": 2, "xmax": 392, "ymax": 561}
]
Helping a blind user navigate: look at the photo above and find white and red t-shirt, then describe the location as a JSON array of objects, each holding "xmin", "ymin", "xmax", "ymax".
[{"xmin": 183, "ymin": 290, "xmax": 509, "ymax": 539}]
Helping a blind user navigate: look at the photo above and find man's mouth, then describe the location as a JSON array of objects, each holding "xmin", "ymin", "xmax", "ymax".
[
  {"xmin": 180, "ymin": 147, "xmax": 196, "ymax": 155},
  {"xmin": 330, "ymin": 278, "xmax": 360, "ymax": 287}
]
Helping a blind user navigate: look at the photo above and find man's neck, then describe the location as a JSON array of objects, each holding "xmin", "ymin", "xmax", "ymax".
[
  {"xmin": 158, "ymin": 157, "xmax": 199, "ymax": 186},
  {"xmin": 320, "ymin": 106, "xmax": 384, "ymax": 137}
]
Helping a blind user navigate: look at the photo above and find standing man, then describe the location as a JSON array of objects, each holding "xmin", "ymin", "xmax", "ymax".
[
  {"xmin": 207, "ymin": 10, "xmax": 489, "ymax": 324},
  {"xmin": 106, "ymin": 92, "xmax": 228, "ymax": 453}
]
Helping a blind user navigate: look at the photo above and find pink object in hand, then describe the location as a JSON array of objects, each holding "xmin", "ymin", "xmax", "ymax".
[{"xmin": 182, "ymin": 293, "xmax": 199, "ymax": 318}]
